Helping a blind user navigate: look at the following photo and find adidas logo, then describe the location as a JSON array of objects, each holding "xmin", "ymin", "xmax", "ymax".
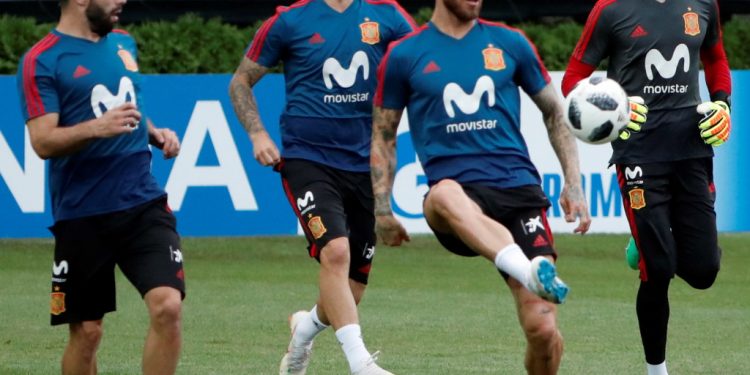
[
  {"xmin": 422, "ymin": 61, "xmax": 440, "ymax": 74},
  {"xmin": 73, "ymin": 65, "xmax": 91, "ymax": 79},
  {"xmin": 630, "ymin": 25, "xmax": 648, "ymax": 38},
  {"xmin": 532, "ymin": 234, "xmax": 549, "ymax": 248},
  {"xmin": 309, "ymin": 32, "xmax": 325, "ymax": 44}
]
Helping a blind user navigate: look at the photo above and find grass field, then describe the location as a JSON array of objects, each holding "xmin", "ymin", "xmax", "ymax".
[{"xmin": 1, "ymin": 234, "xmax": 749, "ymax": 374}]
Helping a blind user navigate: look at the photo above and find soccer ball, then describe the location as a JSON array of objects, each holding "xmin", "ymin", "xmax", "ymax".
[{"xmin": 564, "ymin": 77, "xmax": 630, "ymax": 144}]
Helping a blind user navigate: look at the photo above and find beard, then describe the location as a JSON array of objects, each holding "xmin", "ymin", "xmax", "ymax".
[
  {"xmin": 443, "ymin": 0, "xmax": 482, "ymax": 22},
  {"xmin": 86, "ymin": 1, "xmax": 115, "ymax": 37}
]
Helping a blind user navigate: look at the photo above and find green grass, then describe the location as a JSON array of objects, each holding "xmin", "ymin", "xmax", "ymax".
[{"xmin": 1, "ymin": 234, "xmax": 749, "ymax": 374}]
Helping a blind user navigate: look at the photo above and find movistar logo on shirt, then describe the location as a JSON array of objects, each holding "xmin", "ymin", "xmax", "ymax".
[
  {"xmin": 443, "ymin": 76, "xmax": 498, "ymax": 134},
  {"xmin": 91, "ymin": 76, "xmax": 137, "ymax": 126},
  {"xmin": 321, "ymin": 50, "xmax": 370, "ymax": 104},
  {"xmin": 643, "ymin": 44, "xmax": 689, "ymax": 95}
]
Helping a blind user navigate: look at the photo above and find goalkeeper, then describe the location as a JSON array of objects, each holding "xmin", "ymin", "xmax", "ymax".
[{"xmin": 560, "ymin": 1, "xmax": 731, "ymax": 375}]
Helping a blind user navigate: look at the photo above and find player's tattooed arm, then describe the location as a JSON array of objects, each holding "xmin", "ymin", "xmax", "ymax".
[
  {"xmin": 532, "ymin": 84, "xmax": 581, "ymax": 187},
  {"xmin": 229, "ymin": 57, "xmax": 268, "ymax": 135},
  {"xmin": 532, "ymin": 84, "xmax": 591, "ymax": 233},
  {"xmin": 229, "ymin": 57, "xmax": 280, "ymax": 166},
  {"xmin": 371, "ymin": 106, "xmax": 403, "ymax": 216},
  {"xmin": 372, "ymin": 105, "xmax": 411, "ymax": 246}
]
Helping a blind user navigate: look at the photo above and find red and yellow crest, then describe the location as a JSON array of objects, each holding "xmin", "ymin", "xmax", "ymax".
[
  {"xmin": 683, "ymin": 12, "xmax": 701, "ymax": 36},
  {"xmin": 308, "ymin": 216, "xmax": 327, "ymax": 239},
  {"xmin": 118, "ymin": 48, "xmax": 139, "ymax": 72},
  {"xmin": 50, "ymin": 292, "xmax": 66, "ymax": 316},
  {"xmin": 629, "ymin": 188, "xmax": 646, "ymax": 210},
  {"xmin": 360, "ymin": 21, "xmax": 380, "ymax": 45},
  {"xmin": 482, "ymin": 46, "xmax": 505, "ymax": 71}
]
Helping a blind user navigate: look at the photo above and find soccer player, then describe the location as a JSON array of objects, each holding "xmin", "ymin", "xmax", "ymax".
[
  {"xmin": 228, "ymin": 1, "xmax": 415, "ymax": 374},
  {"xmin": 372, "ymin": 0, "xmax": 590, "ymax": 373},
  {"xmin": 562, "ymin": 0, "xmax": 731, "ymax": 374},
  {"xmin": 17, "ymin": 0, "xmax": 185, "ymax": 374}
]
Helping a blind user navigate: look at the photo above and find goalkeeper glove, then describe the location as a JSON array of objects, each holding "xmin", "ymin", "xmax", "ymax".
[
  {"xmin": 697, "ymin": 100, "xmax": 731, "ymax": 146},
  {"xmin": 620, "ymin": 96, "xmax": 648, "ymax": 141}
]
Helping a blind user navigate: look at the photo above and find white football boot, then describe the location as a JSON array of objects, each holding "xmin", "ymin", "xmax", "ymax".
[
  {"xmin": 351, "ymin": 351, "xmax": 394, "ymax": 375},
  {"xmin": 529, "ymin": 256, "xmax": 569, "ymax": 304},
  {"xmin": 279, "ymin": 311, "xmax": 313, "ymax": 375}
]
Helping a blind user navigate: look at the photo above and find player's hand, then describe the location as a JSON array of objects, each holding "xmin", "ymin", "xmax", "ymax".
[
  {"xmin": 92, "ymin": 103, "xmax": 141, "ymax": 138},
  {"xmin": 375, "ymin": 214, "xmax": 410, "ymax": 246},
  {"xmin": 560, "ymin": 183, "xmax": 591, "ymax": 234},
  {"xmin": 697, "ymin": 100, "xmax": 731, "ymax": 146},
  {"xmin": 149, "ymin": 127, "xmax": 180, "ymax": 159},
  {"xmin": 249, "ymin": 130, "xmax": 280, "ymax": 167},
  {"xmin": 619, "ymin": 96, "xmax": 647, "ymax": 141}
]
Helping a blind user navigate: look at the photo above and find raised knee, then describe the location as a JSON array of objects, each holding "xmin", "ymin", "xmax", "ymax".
[
  {"xmin": 320, "ymin": 239, "xmax": 350, "ymax": 269},
  {"xmin": 426, "ymin": 180, "xmax": 466, "ymax": 214},
  {"xmin": 683, "ymin": 266, "xmax": 719, "ymax": 290},
  {"xmin": 428, "ymin": 180, "xmax": 461, "ymax": 204}
]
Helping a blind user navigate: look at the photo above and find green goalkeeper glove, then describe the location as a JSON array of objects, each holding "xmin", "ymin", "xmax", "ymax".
[
  {"xmin": 619, "ymin": 96, "xmax": 648, "ymax": 141},
  {"xmin": 697, "ymin": 100, "xmax": 731, "ymax": 146}
]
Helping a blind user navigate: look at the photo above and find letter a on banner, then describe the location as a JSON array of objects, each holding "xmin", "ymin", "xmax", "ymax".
[{"xmin": 165, "ymin": 100, "xmax": 257, "ymax": 211}]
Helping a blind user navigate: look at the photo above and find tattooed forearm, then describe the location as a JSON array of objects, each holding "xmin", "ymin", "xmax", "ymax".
[
  {"xmin": 562, "ymin": 183, "xmax": 585, "ymax": 204},
  {"xmin": 532, "ymin": 84, "xmax": 582, "ymax": 185},
  {"xmin": 373, "ymin": 192, "xmax": 392, "ymax": 216},
  {"xmin": 229, "ymin": 57, "xmax": 269, "ymax": 136},
  {"xmin": 371, "ymin": 106, "xmax": 403, "ymax": 216}
]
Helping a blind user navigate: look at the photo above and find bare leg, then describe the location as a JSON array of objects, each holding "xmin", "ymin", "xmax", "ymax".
[
  {"xmin": 142, "ymin": 286, "xmax": 182, "ymax": 375},
  {"xmin": 315, "ymin": 237, "xmax": 359, "ymax": 329},
  {"xmin": 426, "ymin": 179, "xmax": 564, "ymax": 373},
  {"xmin": 62, "ymin": 320, "xmax": 103, "ymax": 375},
  {"xmin": 315, "ymin": 278, "xmax": 366, "ymax": 326},
  {"xmin": 423, "ymin": 180, "xmax": 515, "ymax": 261},
  {"xmin": 508, "ymin": 275, "xmax": 563, "ymax": 375}
]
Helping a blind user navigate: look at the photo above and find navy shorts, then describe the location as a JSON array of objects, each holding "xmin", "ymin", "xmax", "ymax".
[
  {"xmin": 428, "ymin": 184, "xmax": 557, "ymax": 267},
  {"xmin": 49, "ymin": 197, "xmax": 185, "ymax": 326},
  {"xmin": 617, "ymin": 158, "xmax": 720, "ymax": 284},
  {"xmin": 278, "ymin": 158, "xmax": 376, "ymax": 284}
]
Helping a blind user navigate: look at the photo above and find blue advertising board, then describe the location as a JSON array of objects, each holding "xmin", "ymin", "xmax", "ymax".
[{"xmin": 1, "ymin": 72, "xmax": 748, "ymax": 237}]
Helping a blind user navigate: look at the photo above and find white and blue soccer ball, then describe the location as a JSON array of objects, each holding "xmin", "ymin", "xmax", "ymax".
[{"xmin": 564, "ymin": 77, "xmax": 630, "ymax": 145}]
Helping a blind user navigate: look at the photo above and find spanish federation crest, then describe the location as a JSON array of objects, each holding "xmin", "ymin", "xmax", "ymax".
[
  {"xmin": 50, "ymin": 292, "xmax": 66, "ymax": 315},
  {"xmin": 360, "ymin": 20, "xmax": 380, "ymax": 45},
  {"xmin": 629, "ymin": 188, "xmax": 646, "ymax": 210},
  {"xmin": 118, "ymin": 47, "xmax": 139, "ymax": 72},
  {"xmin": 683, "ymin": 11, "xmax": 701, "ymax": 36},
  {"xmin": 482, "ymin": 46, "xmax": 505, "ymax": 71},
  {"xmin": 308, "ymin": 215, "xmax": 327, "ymax": 239}
]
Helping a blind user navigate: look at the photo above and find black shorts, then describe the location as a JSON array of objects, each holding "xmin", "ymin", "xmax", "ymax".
[
  {"xmin": 616, "ymin": 158, "xmax": 720, "ymax": 283},
  {"xmin": 428, "ymin": 184, "xmax": 557, "ymax": 265},
  {"xmin": 49, "ymin": 197, "xmax": 185, "ymax": 326},
  {"xmin": 278, "ymin": 159, "xmax": 376, "ymax": 284}
]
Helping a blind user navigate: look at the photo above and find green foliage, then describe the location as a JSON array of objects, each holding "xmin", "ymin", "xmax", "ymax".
[
  {"xmin": 518, "ymin": 21, "xmax": 584, "ymax": 70},
  {"xmin": 723, "ymin": 16, "xmax": 750, "ymax": 69},
  {"xmin": 412, "ymin": 7, "xmax": 433, "ymax": 25},
  {"xmin": 1, "ymin": 10, "xmax": 749, "ymax": 74},
  {"xmin": 0, "ymin": 15, "xmax": 52, "ymax": 74},
  {"xmin": 130, "ymin": 14, "xmax": 255, "ymax": 74}
]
